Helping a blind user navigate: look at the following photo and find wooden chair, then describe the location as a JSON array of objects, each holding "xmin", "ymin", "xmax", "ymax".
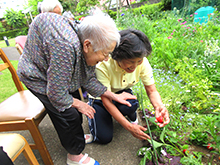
[
  {"xmin": 0, "ymin": 48, "xmax": 53, "ymax": 164},
  {"xmin": 0, "ymin": 133, "xmax": 39, "ymax": 165}
]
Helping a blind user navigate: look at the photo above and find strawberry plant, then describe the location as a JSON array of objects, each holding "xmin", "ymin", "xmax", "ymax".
[{"xmin": 188, "ymin": 130, "xmax": 208, "ymax": 146}]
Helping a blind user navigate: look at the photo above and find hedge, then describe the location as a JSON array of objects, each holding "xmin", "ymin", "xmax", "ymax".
[
  {"xmin": 132, "ymin": 2, "xmax": 163, "ymax": 18},
  {"xmin": 0, "ymin": 27, "xmax": 29, "ymax": 40}
]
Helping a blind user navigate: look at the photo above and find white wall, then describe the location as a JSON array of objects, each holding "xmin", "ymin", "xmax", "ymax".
[{"xmin": 0, "ymin": 0, "xmax": 27, "ymax": 18}]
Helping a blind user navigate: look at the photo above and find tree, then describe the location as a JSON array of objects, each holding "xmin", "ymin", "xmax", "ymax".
[
  {"xmin": 60, "ymin": 0, "xmax": 78, "ymax": 14},
  {"xmin": 4, "ymin": 8, "xmax": 27, "ymax": 29},
  {"xmin": 26, "ymin": 0, "xmax": 40, "ymax": 16},
  {"xmin": 76, "ymin": 0, "xmax": 100, "ymax": 14}
]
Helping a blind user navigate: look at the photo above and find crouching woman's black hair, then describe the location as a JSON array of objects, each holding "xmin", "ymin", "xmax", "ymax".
[{"xmin": 111, "ymin": 29, "xmax": 152, "ymax": 61}]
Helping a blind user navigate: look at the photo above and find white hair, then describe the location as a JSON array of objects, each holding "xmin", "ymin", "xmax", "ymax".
[
  {"xmin": 41, "ymin": 0, "xmax": 63, "ymax": 13},
  {"xmin": 78, "ymin": 12, "xmax": 120, "ymax": 52}
]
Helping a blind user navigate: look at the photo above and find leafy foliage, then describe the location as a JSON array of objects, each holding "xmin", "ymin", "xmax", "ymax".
[
  {"xmin": 26, "ymin": 0, "xmax": 40, "ymax": 16},
  {"xmin": 0, "ymin": 22, "xmax": 5, "ymax": 32},
  {"xmin": 76, "ymin": 0, "xmax": 100, "ymax": 14},
  {"xmin": 4, "ymin": 9, "xmax": 27, "ymax": 29},
  {"xmin": 189, "ymin": 130, "xmax": 208, "ymax": 145}
]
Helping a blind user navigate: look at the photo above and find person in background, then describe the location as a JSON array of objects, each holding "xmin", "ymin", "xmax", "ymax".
[
  {"xmin": 41, "ymin": 0, "xmax": 63, "ymax": 15},
  {"xmin": 86, "ymin": 29, "xmax": 170, "ymax": 144},
  {"xmin": 37, "ymin": 2, "xmax": 42, "ymax": 13},
  {"xmin": 17, "ymin": 11, "xmax": 136, "ymax": 165}
]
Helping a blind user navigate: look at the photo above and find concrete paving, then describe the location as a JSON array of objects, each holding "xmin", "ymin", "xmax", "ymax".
[{"xmin": 1, "ymin": 47, "xmax": 143, "ymax": 165}]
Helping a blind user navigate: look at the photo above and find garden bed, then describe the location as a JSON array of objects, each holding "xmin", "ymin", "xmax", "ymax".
[{"xmin": 138, "ymin": 110, "xmax": 220, "ymax": 165}]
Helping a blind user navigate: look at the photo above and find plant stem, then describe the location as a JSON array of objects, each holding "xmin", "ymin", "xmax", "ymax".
[{"xmin": 140, "ymin": 82, "xmax": 159, "ymax": 165}]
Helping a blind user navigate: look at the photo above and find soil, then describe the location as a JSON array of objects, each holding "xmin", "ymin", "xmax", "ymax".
[{"xmin": 138, "ymin": 111, "xmax": 220, "ymax": 165}]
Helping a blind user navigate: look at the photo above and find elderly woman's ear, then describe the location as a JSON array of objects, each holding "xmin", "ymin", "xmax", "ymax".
[{"xmin": 83, "ymin": 39, "xmax": 92, "ymax": 53}]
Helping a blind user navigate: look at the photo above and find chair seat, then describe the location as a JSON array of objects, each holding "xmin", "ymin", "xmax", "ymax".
[
  {"xmin": 0, "ymin": 133, "xmax": 25, "ymax": 159},
  {"xmin": 0, "ymin": 90, "xmax": 45, "ymax": 122}
]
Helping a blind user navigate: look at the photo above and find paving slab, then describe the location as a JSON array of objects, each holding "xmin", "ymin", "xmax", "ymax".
[{"xmin": 1, "ymin": 47, "xmax": 20, "ymax": 60}]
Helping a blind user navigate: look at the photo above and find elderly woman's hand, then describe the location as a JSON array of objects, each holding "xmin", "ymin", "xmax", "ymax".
[
  {"xmin": 101, "ymin": 90, "xmax": 137, "ymax": 107},
  {"xmin": 72, "ymin": 98, "xmax": 96, "ymax": 119},
  {"xmin": 116, "ymin": 92, "xmax": 137, "ymax": 107}
]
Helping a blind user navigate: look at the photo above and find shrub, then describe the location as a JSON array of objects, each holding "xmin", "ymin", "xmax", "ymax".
[
  {"xmin": 132, "ymin": 2, "xmax": 163, "ymax": 19},
  {"xmin": 0, "ymin": 27, "xmax": 29, "ymax": 40},
  {"xmin": 4, "ymin": 8, "xmax": 28, "ymax": 29}
]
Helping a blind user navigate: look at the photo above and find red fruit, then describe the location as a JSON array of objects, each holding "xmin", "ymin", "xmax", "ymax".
[
  {"xmin": 156, "ymin": 116, "xmax": 163, "ymax": 123},
  {"xmin": 207, "ymin": 143, "xmax": 213, "ymax": 150},
  {"xmin": 183, "ymin": 149, "xmax": 187, "ymax": 154}
]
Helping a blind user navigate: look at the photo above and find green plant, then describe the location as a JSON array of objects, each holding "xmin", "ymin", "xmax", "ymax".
[
  {"xmin": 172, "ymin": 57, "xmax": 215, "ymax": 112},
  {"xmin": 25, "ymin": 0, "xmax": 41, "ymax": 16},
  {"xmin": 203, "ymin": 114, "xmax": 220, "ymax": 157},
  {"xmin": 189, "ymin": 130, "xmax": 208, "ymax": 145},
  {"xmin": 76, "ymin": 0, "xmax": 100, "ymax": 14},
  {"xmin": 0, "ymin": 27, "xmax": 29, "ymax": 39},
  {"xmin": 180, "ymin": 151, "xmax": 205, "ymax": 165},
  {"xmin": 0, "ymin": 22, "xmax": 5, "ymax": 32},
  {"xmin": 4, "ymin": 9, "xmax": 27, "ymax": 29},
  {"xmin": 132, "ymin": 2, "xmax": 162, "ymax": 19}
]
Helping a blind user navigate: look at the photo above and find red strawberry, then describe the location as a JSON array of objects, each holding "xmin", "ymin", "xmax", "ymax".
[
  {"xmin": 183, "ymin": 149, "xmax": 187, "ymax": 154},
  {"xmin": 156, "ymin": 116, "xmax": 163, "ymax": 123},
  {"xmin": 207, "ymin": 143, "xmax": 213, "ymax": 150}
]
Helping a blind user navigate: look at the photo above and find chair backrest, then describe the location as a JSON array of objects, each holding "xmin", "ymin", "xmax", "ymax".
[
  {"xmin": 15, "ymin": 36, "xmax": 27, "ymax": 50},
  {"xmin": 15, "ymin": 36, "xmax": 27, "ymax": 55},
  {"xmin": 0, "ymin": 48, "xmax": 24, "ymax": 92}
]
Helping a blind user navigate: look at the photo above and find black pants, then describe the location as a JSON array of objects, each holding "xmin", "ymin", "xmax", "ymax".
[
  {"xmin": 0, "ymin": 146, "xmax": 14, "ymax": 165},
  {"xmin": 29, "ymin": 89, "xmax": 85, "ymax": 155},
  {"xmin": 88, "ymin": 89, "xmax": 139, "ymax": 144}
]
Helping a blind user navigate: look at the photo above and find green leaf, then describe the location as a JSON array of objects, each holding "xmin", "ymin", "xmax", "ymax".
[
  {"xmin": 214, "ymin": 121, "xmax": 220, "ymax": 128},
  {"xmin": 147, "ymin": 139, "xmax": 164, "ymax": 148},
  {"xmin": 159, "ymin": 127, "xmax": 166, "ymax": 143},
  {"xmin": 182, "ymin": 144, "xmax": 189, "ymax": 150}
]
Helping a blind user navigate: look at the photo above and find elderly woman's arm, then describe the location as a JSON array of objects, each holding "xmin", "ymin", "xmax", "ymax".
[{"xmin": 84, "ymin": 72, "xmax": 137, "ymax": 107}]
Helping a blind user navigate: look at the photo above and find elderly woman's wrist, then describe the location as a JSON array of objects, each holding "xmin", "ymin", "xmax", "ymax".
[{"xmin": 71, "ymin": 98, "xmax": 80, "ymax": 108}]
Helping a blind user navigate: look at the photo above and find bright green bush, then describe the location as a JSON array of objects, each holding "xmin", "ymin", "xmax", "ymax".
[
  {"xmin": 0, "ymin": 22, "xmax": 5, "ymax": 32},
  {"xmin": 132, "ymin": 2, "xmax": 163, "ymax": 19},
  {"xmin": 4, "ymin": 9, "xmax": 27, "ymax": 29}
]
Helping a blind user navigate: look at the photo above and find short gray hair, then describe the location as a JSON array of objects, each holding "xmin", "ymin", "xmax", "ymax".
[
  {"xmin": 77, "ymin": 15, "xmax": 120, "ymax": 52},
  {"xmin": 41, "ymin": 0, "xmax": 63, "ymax": 13}
]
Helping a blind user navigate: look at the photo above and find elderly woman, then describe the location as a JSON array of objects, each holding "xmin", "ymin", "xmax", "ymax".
[
  {"xmin": 17, "ymin": 12, "xmax": 135, "ymax": 165},
  {"xmin": 41, "ymin": 0, "xmax": 63, "ymax": 15}
]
